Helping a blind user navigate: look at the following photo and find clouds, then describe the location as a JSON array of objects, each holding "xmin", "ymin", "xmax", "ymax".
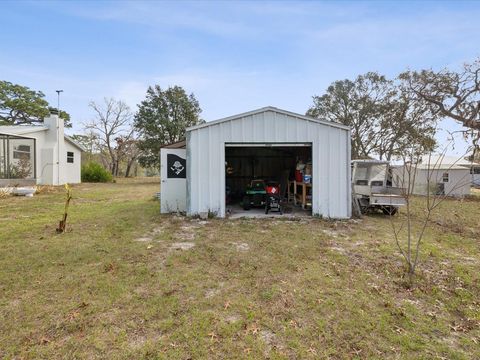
[{"xmin": 1, "ymin": 0, "xmax": 479, "ymax": 155}]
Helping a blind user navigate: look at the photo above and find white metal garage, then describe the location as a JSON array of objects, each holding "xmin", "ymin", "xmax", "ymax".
[{"xmin": 160, "ymin": 106, "xmax": 351, "ymax": 218}]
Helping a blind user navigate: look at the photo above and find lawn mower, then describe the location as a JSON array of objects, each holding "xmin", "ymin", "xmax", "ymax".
[
  {"xmin": 265, "ymin": 181, "xmax": 283, "ymax": 214},
  {"xmin": 242, "ymin": 179, "xmax": 267, "ymax": 210}
]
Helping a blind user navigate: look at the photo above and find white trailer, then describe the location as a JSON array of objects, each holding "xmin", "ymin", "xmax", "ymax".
[{"xmin": 352, "ymin": 160, "xmax": 406, "ymax": 215}]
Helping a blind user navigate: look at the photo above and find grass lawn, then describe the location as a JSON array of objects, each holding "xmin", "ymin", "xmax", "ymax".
[{"xmin": 1, "ymin": 178, "xmax": 479, "ymax": 359}]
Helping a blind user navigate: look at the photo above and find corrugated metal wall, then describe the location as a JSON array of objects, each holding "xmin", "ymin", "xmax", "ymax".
[{"xmin": 186, "ymin": 109, "xmax": 351, "ymax": 218}]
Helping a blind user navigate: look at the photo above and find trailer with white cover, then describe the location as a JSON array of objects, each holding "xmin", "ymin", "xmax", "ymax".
[{"xmin": 352, "ymin": 160, "xmax": 406, "ymax": 215}]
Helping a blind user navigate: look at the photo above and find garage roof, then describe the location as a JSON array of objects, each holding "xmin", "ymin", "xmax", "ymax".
[
  {"xmin": 162, "ymin": 139, "xmax": 186, "ymax": 149},
  {"xmin": 186, "ymin": 106, "xmax": 350, "ymax": 132}
]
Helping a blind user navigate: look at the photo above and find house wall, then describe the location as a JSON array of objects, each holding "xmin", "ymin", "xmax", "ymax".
[
  {"xmin": 392, "ymin": 166, "xmax": 471, "ymax": 196},
  {"xmin": 471, "ymin": 166, "xmax": 480, "ymax": 186},
  {"xmin": 473, "ymin": 174, "xmax": 480, "ymax": 186},
  {"xmin": 41, "ymin": 115, "xmax": 62, "ymax": 185},
  {"xmin": 186, "ymin": 109, "xmax": 351, "ymax": 218},
  {"xmin": 63, "ymin": 141, "xmax": 82, "ymax": 184},
  {"xmin": 0, "ymin": 114, "xmax": 82, "ymax": 185}
]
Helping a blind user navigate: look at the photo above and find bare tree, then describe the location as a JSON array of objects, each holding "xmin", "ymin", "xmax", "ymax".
[
  {"xmin": 85, "ymin": 98, "xmax": 134, "ymax": 176},
  {"xmin": 400, "ymin": 58, "xmax": 480, "ymax": 150},
  {"xmin": 121, "ymin": 136, "xmax": 142, "ymax": 177},
  {"xmin": 390, "ymin": 143, "xmax": 472, "ymax": 284},
  {"xmin": 111, "ymin": 132, "xmax": 141, "ymax": 177}
]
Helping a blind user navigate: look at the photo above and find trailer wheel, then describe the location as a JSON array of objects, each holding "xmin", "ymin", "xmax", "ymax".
[{"xmin": 382, "ymin": 206, "xmax": 398, "ymax": 216}]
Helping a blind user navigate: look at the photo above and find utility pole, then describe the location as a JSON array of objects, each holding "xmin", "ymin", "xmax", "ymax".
[
  {"xmin": 55, "ymin": 90, "xmax": 63, "ymax": 185},
  {"xmin": 56, "ymin": 90, "xmax": 63, "ymax": 114}
]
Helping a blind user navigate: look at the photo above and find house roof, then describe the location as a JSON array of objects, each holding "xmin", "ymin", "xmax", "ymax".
[
  {"xmin": 186, "ymin": 106, "xmax": 351, "ymax": 132},
  {"xmin": 0, "ymin": 131, "xmax": 37, "ymax": 140},
  {"xmin": 0, "ymin": 125, "xmax": 49, "ymax": 135},
  {"xmin": 408, "ymin": 163, "xmax": 470, "ymax": 171},
  {"xmin": 0, "ymin": 125, "xmax": 85, "ymax": 151},
  {"xmin": 65, "ymin": 135, "xmax": 86, "ymax": 152},
  {"xmin": 352, "ymin": 159, "xmax": 389, "ymax": 165},
  {"xmin": 420, "ymin": 155, "xmax": 480, "ymax": 167},
  {"xmin": 162, "ymin": 139, "xmax": 186, "ymax": 149}
]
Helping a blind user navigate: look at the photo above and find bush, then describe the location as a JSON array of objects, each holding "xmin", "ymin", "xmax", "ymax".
[{"xmin": 81, "ymin": 162, "xmax": 113, "ymax": 183}]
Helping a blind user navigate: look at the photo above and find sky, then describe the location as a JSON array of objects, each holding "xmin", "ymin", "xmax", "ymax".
[{"xmin": 1, "ymin": 0, "xmax": 479, "ymax": 155}]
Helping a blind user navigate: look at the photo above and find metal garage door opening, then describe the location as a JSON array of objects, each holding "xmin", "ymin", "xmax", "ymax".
[{"xmin": 225, "ymin": 143, "xmax": 312, "ymax": 217}]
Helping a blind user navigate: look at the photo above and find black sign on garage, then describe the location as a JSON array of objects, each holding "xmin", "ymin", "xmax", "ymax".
[{"xmin": 167, "ymin": 153, "xmax": 186, "ymax": 178}]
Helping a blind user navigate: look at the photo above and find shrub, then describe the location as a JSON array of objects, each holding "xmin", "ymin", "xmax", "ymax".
[{"xmin": 81, "ymin": 162, "xmax": 113, "ymax": 183}]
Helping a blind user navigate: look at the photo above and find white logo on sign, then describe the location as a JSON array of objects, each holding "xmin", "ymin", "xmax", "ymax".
[{"xmin": 171, "ymin": 160, "xmax": 185, "ymax": 175}]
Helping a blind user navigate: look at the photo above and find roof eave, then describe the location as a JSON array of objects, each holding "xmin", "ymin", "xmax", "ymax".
[
  {"xmin": 65, "ymin": 135, "xmax": 86, "ymax": 152},
  {"xmin": 0, "ymin": 126, "xmax": 49, "ymax": 135},
  {"xmin": 186, "ymin": 106, "xmax": 350, "ymax": 132}
]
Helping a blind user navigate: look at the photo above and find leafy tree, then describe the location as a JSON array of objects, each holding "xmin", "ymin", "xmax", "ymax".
[
  {"xmin": 307, "ymin": 72, "xmax": 437, "ymax": 160},
  {"xmin": 0, "ymin": 80, "xmax": 71, "ymax": 126},
  {"xmin": 70, "ymin": 132, "xmax": 99, "ymax": 163},
  {"xmin": 378, "ymin": 79, "xmax": 437, "ymax": 160},
  {"xmin": 134, "ymin": 85, "xmax": 202, "ymax": 168},
  {"xmin": 400, "ymin": 58, "xmax": 480, "ymax": 151}
]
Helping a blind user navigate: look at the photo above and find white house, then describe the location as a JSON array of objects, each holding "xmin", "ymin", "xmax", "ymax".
[
  {"xmin": 0, "ymin": 113, "xmax": 83, "ymax": 186},
  {"xmin": 160, "ymin": 106, "xmax": 352, "ymax": 218},
  {"xmin": 424, "ymin": 155, "xmax": 480, "ymax": 187},
  {"xmin": 392, "ymin": 155, "xmax": 473, "ymax": 197}
]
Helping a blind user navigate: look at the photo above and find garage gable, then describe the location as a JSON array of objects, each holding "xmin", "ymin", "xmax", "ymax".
[{"xmin": 187, "ymin": 106, "xmax": 349, "ymax": 134}]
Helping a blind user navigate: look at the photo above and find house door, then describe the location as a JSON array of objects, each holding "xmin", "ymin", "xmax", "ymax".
[{"xmin": 160, "ymin": 148, "xmax": 187, "ymax": 213}]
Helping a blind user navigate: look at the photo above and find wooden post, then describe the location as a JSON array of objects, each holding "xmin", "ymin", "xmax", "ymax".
[{"xmin": 56, "ymin": 184, "xmax": 73, "ymax": 233}]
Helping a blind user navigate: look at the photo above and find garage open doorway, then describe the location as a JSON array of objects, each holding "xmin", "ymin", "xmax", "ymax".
[{"xmin": 225, "ymin": 143, "xmax": 312, "ymax": 218}]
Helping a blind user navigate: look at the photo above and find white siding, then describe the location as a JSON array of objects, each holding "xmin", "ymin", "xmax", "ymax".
[
  {"xmin": 392, "ymin": 166, "xmax": 471, "ymax": 197},
  {"xmin": 187, "ymin": 109, "xmax": 351, "ymax": 218},
  {"xmin": 63, "ymin": 141, "xmax": 81, "ymax": 184}
]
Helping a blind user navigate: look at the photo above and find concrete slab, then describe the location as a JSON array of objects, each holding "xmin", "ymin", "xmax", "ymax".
[{"xmin": 227, "ymin": 203, "xmax": 311, "ymax": 219}]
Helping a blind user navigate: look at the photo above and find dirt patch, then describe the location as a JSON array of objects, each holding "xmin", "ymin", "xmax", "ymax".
[
  {"xmin": 129, "ymin": 334, "xmax": 147, "ymax": 349},
  {"xmin": 134, "ymin": 236, "xmax": 153, "ymax": 242},
  {"xmin": 259, "ymin": 329, "xmax": 281, "ymax": 353},
  {"xmin": 174, "ymin": 222, "xmax": 204, "ymax": 241},
  {"xmin": 322, "ymin": 229, "xmax": 339, "ymax": 238},
  {"xmin": 232, "ymin": 242, "xmax": 250, "ymax": 252},
  {"xmin": 205, "ymin": 288, "xmax": 220, "ymax": 298},
  {"xmin": 351, "ymin": 241, "xmax": 365, "ymax": 247},
  {"xmin": 330, "ymin": 246, "xmax": 347, "ymax": 255},
  {"xmin": 171, "ymin": 242, "xmax": 195, "ymax": 250},
  {"xmin": 224, "ymin": 314, "xmax": 241, "ymax": 323},
  {"xmin": 176, "ymin": 232, "xmax": 195, "ymax": 241},
  {"xmin": 151, "ymin": 226, "xmax": 164, "ymax": 235}
]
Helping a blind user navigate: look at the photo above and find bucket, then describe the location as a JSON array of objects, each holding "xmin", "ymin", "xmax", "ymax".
[{"xmin": 295, "ymin": 170, "xmax": 303, "ymax": 182}]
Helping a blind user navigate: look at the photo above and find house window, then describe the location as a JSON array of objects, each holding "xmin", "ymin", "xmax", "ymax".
[
  {"xmin": 442, "ymin": 172, "xmax": 449, "ymax": 182},
  {"xmin": 471, "ymin": 167, "xmax": 480, "ymax": 174},
  {"xmin": 67, "ymin": 151, "xmax": 74, "ymax": 163},
  {"xmin": 13, "ymin": 145, "xmax": 31, "ymax": 160}
]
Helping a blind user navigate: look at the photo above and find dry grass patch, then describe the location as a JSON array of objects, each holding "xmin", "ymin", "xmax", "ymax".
[{"xmin": 0, "ymin": 178, "xmax": 479, "ymax": 359}]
